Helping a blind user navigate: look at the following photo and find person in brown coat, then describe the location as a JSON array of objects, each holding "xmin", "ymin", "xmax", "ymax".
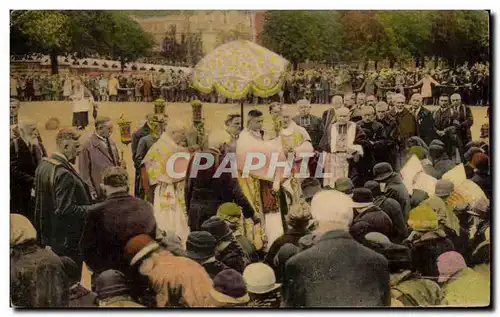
[
  {"xmin": 392, "ymin": 94, "xmax": 418, "ymax": 171},
  {"xmin": 78, "ymin": 116, "xmax": 122, "ymax": 201}
]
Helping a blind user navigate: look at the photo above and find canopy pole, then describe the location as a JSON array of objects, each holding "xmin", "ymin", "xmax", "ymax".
[{"xmin": 240, "ymin": 99, "xmax": 244, "ymax": 131}]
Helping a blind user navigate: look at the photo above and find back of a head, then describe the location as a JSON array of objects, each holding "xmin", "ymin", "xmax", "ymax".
[
  {"xmin": 285, "ymin": 204, "xmax": 312, "ymax": 229},
  {"xmin": 472, "ymin": 153, "xmax": 489, "ymax": 172},
  {"xmin": 95, "ymin": 270, "xmax": 130, "ymax": 300},
  {"xmin": 56, "ymin": 127, "xmax": 80, "ymax": 150},
  {"xmin": 102, "ymin": 166, "xmax": 129, "ymax": 188},
  {"xmin": 364, "ymin": 180, "xmax": 382, "ymax": 197},
  {"xmin": 310, "ymin": 190, "xmax": 353, "ymax": 231},
  {"xmin": 274, "ymin": 243, "xmax": 300, "ymax": 269},
  {"xmin": 94, "ymin": 116, "xmax": 111, "ymax": 129},
  {"xmin": 10, "ymin": 213, "xmax": 37, "ymax": 247}
]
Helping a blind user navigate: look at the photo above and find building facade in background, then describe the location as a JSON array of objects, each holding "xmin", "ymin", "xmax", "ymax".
[{"xmin": 132, "ymin": 11, "xmax": 266, "ymax": 54}]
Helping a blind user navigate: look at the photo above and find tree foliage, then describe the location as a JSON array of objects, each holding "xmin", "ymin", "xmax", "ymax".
[
  {"xmin": 259, "ymin": 11, "xmax": 342, "ymax": 68},
  {"xmin": 10, "ymin": 10, "xmax": 155, "ymax": 73},
  {"xmin": 102, "ymin": 12, "xmax": 155, "ymax": 71},
  {"xmin": 260, "ymin": 10, "xmax": 489, "ymax": 67}
]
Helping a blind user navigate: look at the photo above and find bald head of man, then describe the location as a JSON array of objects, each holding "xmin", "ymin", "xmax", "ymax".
[
  {"xmin": 331, "ymin": 95, "xmax": 344, "ymax": 109},
  {"xmin": 336, "ymin": 107, "xmax": 350, "ymax": 124}
]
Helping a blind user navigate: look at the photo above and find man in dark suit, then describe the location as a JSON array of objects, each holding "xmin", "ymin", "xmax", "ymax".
[
  {"xmin": 357, "ymin": 106, "xmax": 387, "ymax": 171},
  {"xmin": 33, "ymin": 128, "xmax": 92, "ymax": 275},
  {"xmin": 410, "ymin": 93, "xmax": 436, "ymax": 147},
  {"xmin": 281, "ymin": 191, "xmax": 390, "ymax": 307},
  {"xmin": 434, "ymin": 94, "xmax": 460, "ymax": 161},
  {"xmin": 375, "ymin": 101, "xmax": 400, "ymax": 171},
  {"xmin": 451, "ymin": 93, "xmax": 474, "ymax": 157},
  {"xmin": 131, "ymin": 114, "xmax": 154, "ymax": 197},
  {"xmin": 80, "ymin": 166, "xmax": 157, "ymax": 278},
  {"xmin": 79, "ymin": 116, "xmax": 121, "ymax": 201},
  {"xmin": 10, "ymin": 120, "xmax": 43, "ymax": 222},
  {"xmin": 293, "ymin": 99, "xmax": 324, "ymax": 150},
  {"xmin": 392, "ymin": 94, "xmax": 418, "ymax": 171}
]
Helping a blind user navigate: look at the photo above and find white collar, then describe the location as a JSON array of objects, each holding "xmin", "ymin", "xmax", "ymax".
[{"xmin": 95, "ymin": 132, "xmax": 107, "ymax": 142}]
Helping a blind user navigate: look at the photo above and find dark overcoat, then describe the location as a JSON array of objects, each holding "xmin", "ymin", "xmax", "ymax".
[
  {"xmin": 79, "ymin": 191, "xmax": 156, "ymax": 276},
  {"xmin": 374, "ymin": 196, "xmax": 408, "ymax": 243},
  {"xmin": 282, "ymin": 230, "xmax": 390, "ymax": 307},
  {"xmin": 133, "ymin": 134, "xmax": 158, "ymax": 199},
  {"xmin": 415, "ymin": 106, "xmax": 437, "ymax": 146},
  {"xmin": 10, "ymin": 137, "xmax": 40, "ymax": 221},
  {"xmin": 185, "ymin": 149, "xmax": 255, "ymax": 231},
  {"xmin": 350, "ymin": 205, "xmax": 393, "ymax": 244},
  {"xmin": 33, "ymin": 154, "xmax": 91, "ymax": 264},
  {"xmin": 10, "ymin": 242, "xmax": 69, "ymax": 307},
  {"xmin": 131, "ymin": 123, "xmax": 151, "ymax": 197},
  {"xmin": 384, "ymin": 174, "xmax": 411, "ymax": 223}
]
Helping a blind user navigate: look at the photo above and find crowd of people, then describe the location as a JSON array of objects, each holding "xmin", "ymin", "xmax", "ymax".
[
  {"xmin": 10, "ymin": 61, "xmax": 490, "ymax": 106},
  {"xmin": 279, "ymin": 62, "xmax": 490, "ymax": 106},
  {"xmin": 10, "ymin": 84, "xmax": 491, "ymax": 307},
  {"xmin": 10, "ymin": 70, "xmax": 192, "ymax": 104}
]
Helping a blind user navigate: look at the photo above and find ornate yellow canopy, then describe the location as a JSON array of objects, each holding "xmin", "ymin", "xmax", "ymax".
[{"xmin": 191, "ymin": 40, "xmax": 289, "ymax": 99}]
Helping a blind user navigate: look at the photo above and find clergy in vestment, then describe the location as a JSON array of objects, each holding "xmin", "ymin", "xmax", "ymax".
[
  {"xmin": 142, "ymin": 120, "xmax": 192, "ymax": 245},
  {"xmin": 236, "ymin": 110, "xmax": 289, "ymax": 251},
  {"xmin": 318, "ymin": 107, "xmax": 366, "ymax": 188}
]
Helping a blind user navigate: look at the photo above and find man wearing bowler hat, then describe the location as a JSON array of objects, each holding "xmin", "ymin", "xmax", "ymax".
[
  {"xmin": 349, "ymin": 188, "xmax": 393, "ymax": 245},
  {"xmin": 373, "ymin": 162, "xmax": 411, "ymax": 222}
]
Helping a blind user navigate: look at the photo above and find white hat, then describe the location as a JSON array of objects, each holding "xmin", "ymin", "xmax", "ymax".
[{"xmin": 242, "ymin": 263, "xmax": 281, "ymax": 294}]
